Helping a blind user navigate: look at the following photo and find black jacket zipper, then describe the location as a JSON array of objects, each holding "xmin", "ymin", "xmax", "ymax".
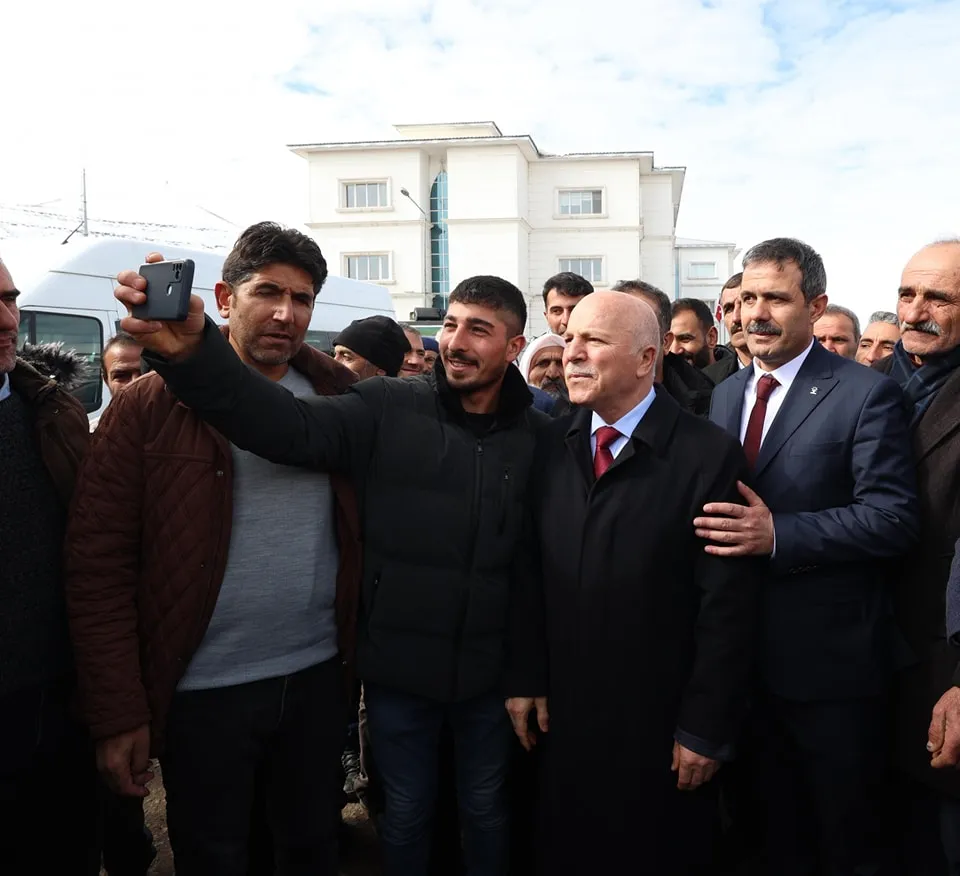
[
  {"xmin": 498, "ymin": 466, "xmax": 512, "ymax": 534},
  {"xmin": 452, "ymin": 439, "xmax": 485, "ymax": 697},
  {"xmin": 467, "ymin": 439, "xmax": 484, "ymax": 567}
]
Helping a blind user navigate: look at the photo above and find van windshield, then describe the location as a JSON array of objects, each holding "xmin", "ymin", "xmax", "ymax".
[
  {"xmin": 17, "ymin": 311, "xmax": 103, "ymax": 414},
  {"xmin": 304, "ymin": 330, "xmax": 337, "ymax": 355}
]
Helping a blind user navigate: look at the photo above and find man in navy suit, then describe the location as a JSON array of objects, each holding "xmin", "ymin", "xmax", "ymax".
[{"xmin": 696, "ymin": 237, "xmax": 919, "ymax": 875}]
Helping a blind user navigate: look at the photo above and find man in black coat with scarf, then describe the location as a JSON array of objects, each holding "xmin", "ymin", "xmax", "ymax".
[
  {"xmin": 876, "ymin": 239, "xmax": 960, "ymax": 872},
  {"xmin": 506, "ymin": 292, "xmax": 761, "ymax": 875}
]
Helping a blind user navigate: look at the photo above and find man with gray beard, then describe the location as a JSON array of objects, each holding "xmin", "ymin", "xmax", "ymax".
[
  {"xmin": 518, "ymin": 333, "xmax": 571, "ymax": 416},
  {"xmin": 874, "ymin": 240, "xmax": 960, "ymax": 873}
]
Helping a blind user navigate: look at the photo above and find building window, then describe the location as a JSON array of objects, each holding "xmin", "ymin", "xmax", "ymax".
[
  {"xmin": 344, "ymin": 254, "xmax": 391, "ymax": 282},
  {"xmin": 559, "ymin": 257, "xmax": 603, "ymax": 284},
  {"xmin": 341, "ymin": 181, "xmax": 389, "ymax": 209},
  {"xmin": 430, "ymin": 171, "xmax": 450, "ymax": 309},
  {"xmin": 558, "ymin": 189, "xmax": 603, "ymax": 216},
  {"xmin": 687, "ymin": 262, "xmax": 718, "ymax": 280}
]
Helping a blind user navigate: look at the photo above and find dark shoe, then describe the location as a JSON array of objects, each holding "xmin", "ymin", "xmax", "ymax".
[
  {"xmin": 342, "ymin": 750, "xmax": 367, "ymax": 797},
  {"xmin": 104, "ymin": 842, "xmax": 157, "ymax": 876}
]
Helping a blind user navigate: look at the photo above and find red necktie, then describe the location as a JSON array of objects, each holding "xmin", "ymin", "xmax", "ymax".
[
  {"xmin": 743, "ymin": 374, "xmax": 780, "ymax": 468},
  {"xmin": 593, "ymin": 426, "xmax": 621, "ymax": 480}
]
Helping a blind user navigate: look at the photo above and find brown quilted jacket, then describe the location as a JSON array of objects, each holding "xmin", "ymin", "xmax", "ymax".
[{"xmin": 64, "ymin": 335, "xmax": 362, "ymax": 755}]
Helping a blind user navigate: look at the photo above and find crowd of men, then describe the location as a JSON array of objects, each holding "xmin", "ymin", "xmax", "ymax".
[{"xmin": 2, "ymin": 221, "xmax": 960, "ymax": 876}]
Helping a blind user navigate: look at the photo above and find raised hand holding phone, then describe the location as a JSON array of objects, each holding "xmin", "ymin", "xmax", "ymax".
[
  {"xmin": 115, "ymin": 252, "xmax": 206, "ymax": 360},
  {"xmin": 132, "ymin": 257, "xmax": 195, "ymax": 322}
]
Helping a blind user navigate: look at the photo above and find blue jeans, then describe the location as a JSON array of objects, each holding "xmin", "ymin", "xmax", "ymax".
[{"xmin": 363, "ymin": 684, "xmax": 513, "ymax": 876}]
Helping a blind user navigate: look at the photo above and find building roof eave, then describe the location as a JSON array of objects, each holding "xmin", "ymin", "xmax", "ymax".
[
  {"xmin": 288, "ymin": 134, "xmax": 541, "ymax": 159},
  {"xmin": 289, "ymin": 139, "xmax": 679, "ymax": 168},
  {"xmin": 675, "ymin": 237, "xmax": 738, "ymax": 249}
]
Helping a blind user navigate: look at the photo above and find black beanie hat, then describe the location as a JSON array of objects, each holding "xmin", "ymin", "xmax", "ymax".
[{"xmin": 333, "ymin": 315, "xmax": 411, "ymax": 377}]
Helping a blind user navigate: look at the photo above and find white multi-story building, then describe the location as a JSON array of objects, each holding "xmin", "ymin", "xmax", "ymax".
[
  {"xmin": 291, "ymin": 121, "xmax": 736, "ymax": 335},
  {"xmin": 676, "ymin": 237, "xmax": 742, "ymax": 300}
]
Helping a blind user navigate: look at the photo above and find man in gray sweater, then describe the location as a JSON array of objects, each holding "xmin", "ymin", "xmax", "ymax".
[{"xmin": 65, "ymin": 224, "xmax": 362, "ymax": 876}]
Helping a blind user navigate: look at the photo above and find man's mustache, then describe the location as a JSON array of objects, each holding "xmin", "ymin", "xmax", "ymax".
[
  {"xmin": 747, "ymin": 320, "xmax": 782, "ymax": 337},
  {"xmin": 445, "ymin": 351, "xmax": 479, "ymax": 366},
  {"xmin": 730, "ymin": 322, "xmax": 743, "ymax": 335},
  {"xmin": 902, "ymin": 320, "xmax": 942, "ymax": 337}
]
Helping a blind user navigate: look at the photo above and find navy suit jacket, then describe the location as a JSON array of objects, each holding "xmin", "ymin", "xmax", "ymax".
[{"xmin": 709, "ymin": 341, "xmax": 920, "ymax": 701}]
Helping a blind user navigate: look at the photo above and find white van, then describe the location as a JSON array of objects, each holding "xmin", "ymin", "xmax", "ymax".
[{"xmin": 1, "ymin": 236, "xmax": 397, "ymax": 420}]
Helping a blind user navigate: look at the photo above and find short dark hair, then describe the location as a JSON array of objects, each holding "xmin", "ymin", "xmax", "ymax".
[
  {"xmin": 741, "ymin": 237, "xmax": 826, "ymax": 304},
  {"xmin": 672, "ymin": 298, "xmax": 715, "ymax": 335},
  {"xmin": 222, "ymin": 221, "xmax": 328, "ymax": 295},
  {"xmin": 722, "ymin": 272, "xmax": 743, "ymax": 292},
  {"xmin": 822, "ymin": 303, "xmax": 861, "ymax": 343},
  {"xmin": 450, "ymin": 276, "xmax": 527, "ymax": 336},
  {"xmin": 541, "ymin": 272, "xmax": 594, "ymax": 306},
  {"xmin": 612, "ymin": 280, "xmax": 671, "ymax": 339},
  {"xmin": 101, "ymin": 331, "xmax": 141, "ymax": 382}
]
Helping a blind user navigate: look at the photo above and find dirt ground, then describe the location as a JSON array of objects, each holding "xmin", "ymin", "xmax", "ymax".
[{"xmin": 124, "ymin": 767, "xmax": 381, "ymax": 876}]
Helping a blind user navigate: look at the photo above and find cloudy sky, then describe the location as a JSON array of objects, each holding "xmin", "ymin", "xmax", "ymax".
[{"xmin": 2, "ymin": 0, "xmax": 958, "ymax": 324}]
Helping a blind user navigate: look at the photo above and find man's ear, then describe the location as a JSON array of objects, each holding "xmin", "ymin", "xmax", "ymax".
[
  {"xmin": 707, "ymin": 326, "xmax": 718, "ymax": 348},
  {"xmin": 809, "ymin": 294, "xmax": 829, "ymax": 324},
  {"xmin": 663, "ymin": 331, "xmax": 675, "ymax": 353},
  {"xmin": 507, "ymin": 333, "xmax": 527, "ymax": 364},
  {"xmin": 637, "ymin": 345, "xmax": 658, "ymax": 378},
  {"xmin": 214, "ymin": 281, "xmax": 233, "ymax": 320}
]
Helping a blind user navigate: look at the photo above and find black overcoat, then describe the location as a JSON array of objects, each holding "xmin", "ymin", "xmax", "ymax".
[{"xmin": 510, "ymin": 386, "xmax": 762, "ymax": 873}]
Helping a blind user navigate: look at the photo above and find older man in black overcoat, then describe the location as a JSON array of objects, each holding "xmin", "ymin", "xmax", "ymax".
[{"xmin": 506, "ymin": 291, "xmax": 762, "ymax": 875}]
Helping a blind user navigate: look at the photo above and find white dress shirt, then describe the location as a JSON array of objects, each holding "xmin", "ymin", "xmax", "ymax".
[
  {"xmin": 0, "ymin": 372, "xmax": 10, "ymax": 403},
  {"xmin": 590, "ymin": 387, "xmax": 657, "ymax": 460},
  {"xmin": 739, "ymin": 339, "xmax": 815, "ymax": 445}
]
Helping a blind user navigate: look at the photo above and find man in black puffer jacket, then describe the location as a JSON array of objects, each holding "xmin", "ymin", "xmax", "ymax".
[{"xmin": 115, "ymin": 266, "xmax": 546, "ymax": 876}]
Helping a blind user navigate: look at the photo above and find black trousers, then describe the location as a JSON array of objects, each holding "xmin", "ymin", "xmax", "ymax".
[
  {"xmin": 99, "ymin": 776, "xmax": 156, "ymax": 876},
  {"xmin": 535, "ymin": 754, "xmax": 719, "ymax": 876},
  {"xmin": 161, "ymin": 657, "xmax": 347, "ymax": 876},
  {"xmin": 0, "ymin": 680, "xmax": 101, "ymax": 874},
  {"xmin": 892, "ymin": 774, "xmax": 960, "ymax": 876},
  {"xmin": 730, "ymin": 693, "xmax": 896, "ymax": 876}
]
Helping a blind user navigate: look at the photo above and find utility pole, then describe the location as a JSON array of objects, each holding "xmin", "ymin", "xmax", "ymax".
[
  {"xmin": 62, "ymin": 169, "xmax": 90, "ymax": 245},
  {"xmin": 81, "ymin": 168, "xmax": 89, "ymax": 237}
]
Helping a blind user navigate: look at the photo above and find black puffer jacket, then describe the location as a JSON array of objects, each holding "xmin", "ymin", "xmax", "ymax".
[
  {"xmin": 146, "ymin": 321, "xmax": 547, "ymax": 703},
  {"xmin": 662, "ymin": 352, "xmax": 715, "ymax": 417}
]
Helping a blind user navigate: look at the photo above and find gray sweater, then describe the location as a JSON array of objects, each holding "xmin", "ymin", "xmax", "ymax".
[{"xmin": 177, "ymin": 367, "xmax": 340, "ymax": 690}]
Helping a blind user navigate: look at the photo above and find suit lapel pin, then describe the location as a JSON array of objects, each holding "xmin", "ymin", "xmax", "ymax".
[{"xmin": 810, "ymin": 386, "xmax": 818, "ymax": 395}]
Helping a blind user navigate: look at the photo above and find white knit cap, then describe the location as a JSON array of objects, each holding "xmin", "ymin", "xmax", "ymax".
[{"xmin": 518, "ymin": 333, "xmax": 566, "ymax": 383}]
